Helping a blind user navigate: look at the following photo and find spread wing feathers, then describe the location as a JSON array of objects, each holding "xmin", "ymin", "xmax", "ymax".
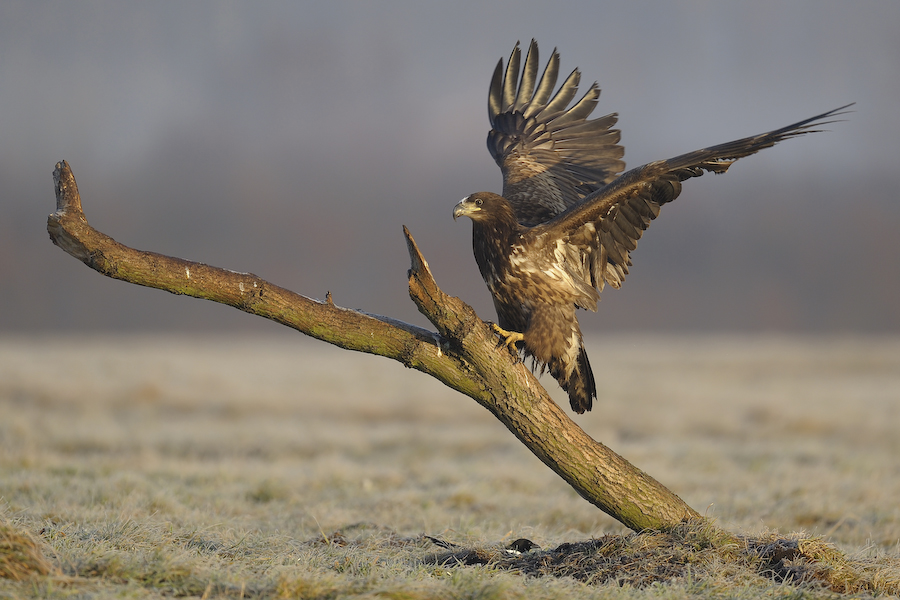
[
  {"xmin": 542, "ymin": 103, "xmax": 854, "ymax": 297},
  {"xmin": 487, "ymin": 40, "xmax": 626, "ymax": 226}
]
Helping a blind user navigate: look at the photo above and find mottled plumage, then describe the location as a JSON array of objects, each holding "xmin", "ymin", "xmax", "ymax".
[{"xmin": 455, "ymin": 40, "xmax": 850, "ymax": 413}]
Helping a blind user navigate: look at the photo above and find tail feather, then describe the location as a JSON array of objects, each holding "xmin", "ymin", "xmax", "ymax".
[
  {"xmin": 550, "ymin": 344, "xmax": 596, "ymax": 414},
  {"xmin": 569, "ymin": 345, "xmax": 597, "ymax": 413}
]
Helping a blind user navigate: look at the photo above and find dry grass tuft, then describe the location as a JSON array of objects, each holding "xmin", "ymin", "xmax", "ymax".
[
  {"xmin": 751, "ymin": 532, "xmax": 900, "ymax": 595},
  {"xmin": 275, "ymin": 572, "xmax": 347, "ymax": 599},
  {"xmin": 0, "ymin": 520, "xmax": 54, "ymax": 581},
  {"xmin": 425, "ymin": 519, "xmax": 900, "ymax": 594}
]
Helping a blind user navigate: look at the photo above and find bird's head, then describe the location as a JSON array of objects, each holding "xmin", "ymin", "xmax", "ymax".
[{"xmin": 453, "ymin": 192, "xmax": 514, "ymax": 223}]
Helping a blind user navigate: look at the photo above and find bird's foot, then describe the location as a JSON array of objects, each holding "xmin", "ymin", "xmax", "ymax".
[{"xmin": 491, "ymin": 323, "xmax": 524, "ymax": 353}]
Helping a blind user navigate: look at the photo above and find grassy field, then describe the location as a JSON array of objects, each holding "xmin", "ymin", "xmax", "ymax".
[{"xmin": 1, "ymin": 333, "xmax": 898, "ymax": 598}]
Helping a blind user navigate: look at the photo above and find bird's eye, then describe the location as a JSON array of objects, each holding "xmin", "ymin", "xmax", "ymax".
[{"xmin": 475, "ymin": 198, "xmax": 483, "ymax": 206}]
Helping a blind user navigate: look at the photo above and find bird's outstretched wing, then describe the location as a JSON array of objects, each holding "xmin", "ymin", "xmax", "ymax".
[
  {"xmin": 488, "ymin": 40, "xmax": 625, "ymax": 226},
  {"xmin": 537, "ymin": 104, "xmax": 854, "ymax": 299}
]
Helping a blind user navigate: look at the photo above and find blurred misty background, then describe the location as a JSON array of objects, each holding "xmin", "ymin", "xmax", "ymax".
[{"xmin": 2, "ymin": 1, "xmax": 898, "ymax": 335}]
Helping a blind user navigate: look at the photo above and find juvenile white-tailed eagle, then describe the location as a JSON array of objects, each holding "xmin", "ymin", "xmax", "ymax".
[{"xmin": 454, "ymin": 40, "xmax": 850, "ymax": 414}]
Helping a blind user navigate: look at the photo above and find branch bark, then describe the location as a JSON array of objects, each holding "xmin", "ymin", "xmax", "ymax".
[{"xmin": 47, "ymin": 160, "xmax": 700, "ymax": 532}]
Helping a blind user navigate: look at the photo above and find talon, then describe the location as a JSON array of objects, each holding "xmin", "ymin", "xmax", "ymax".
[{"xmin": 491, "ymin": 323, "xmax": 524, "ymax": 352}]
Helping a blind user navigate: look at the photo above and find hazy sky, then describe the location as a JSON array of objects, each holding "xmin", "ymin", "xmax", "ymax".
[{"xmin": 2, "ymin": 1, "xmax": 898, "ymax": 334}]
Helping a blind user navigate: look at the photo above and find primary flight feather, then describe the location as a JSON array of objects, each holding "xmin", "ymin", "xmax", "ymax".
[{"xmin": 454, "ymin": 40, "xmax": 851, "ymax": 414}]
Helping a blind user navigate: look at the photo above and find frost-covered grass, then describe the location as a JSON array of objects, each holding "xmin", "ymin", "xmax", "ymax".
[{"xmin": 1, "ymin": 333, "xmax": 898, "ymax": 598}]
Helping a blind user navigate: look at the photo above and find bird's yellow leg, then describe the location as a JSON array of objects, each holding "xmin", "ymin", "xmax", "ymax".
[{"xmin": 491, "ymin": 323, "xmax": 524, "ymax": 352}]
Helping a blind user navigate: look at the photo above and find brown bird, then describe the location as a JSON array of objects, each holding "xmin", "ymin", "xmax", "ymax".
[{"xmin": 454, "ymin": 40, "xmax": 850, "ymax": 413}]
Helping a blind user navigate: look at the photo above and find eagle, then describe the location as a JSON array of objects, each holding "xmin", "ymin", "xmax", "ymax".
[{"xmin": 453, "ymin": 40, "xmax": 850, "ymax": 414}]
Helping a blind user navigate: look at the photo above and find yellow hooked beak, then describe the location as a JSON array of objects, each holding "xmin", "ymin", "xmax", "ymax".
[{"xmin": 453, "ymin": 197, "xmax": 480, "ymax": 221}]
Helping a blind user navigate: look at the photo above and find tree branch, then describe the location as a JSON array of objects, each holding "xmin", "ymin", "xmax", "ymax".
[{"xmin": 47, "ymin": 160, "xmax": 699, "ymax": 532}]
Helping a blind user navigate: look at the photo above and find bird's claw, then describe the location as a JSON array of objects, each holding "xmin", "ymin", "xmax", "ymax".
[{"xmin": 491, "ymin": 323, "xmax": 524, "ymax": 353}]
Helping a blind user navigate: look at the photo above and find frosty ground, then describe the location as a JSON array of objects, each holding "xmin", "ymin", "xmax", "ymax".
[{"xmin": 1, "ymin": 334, "xmax": 897, "ymax": 598}]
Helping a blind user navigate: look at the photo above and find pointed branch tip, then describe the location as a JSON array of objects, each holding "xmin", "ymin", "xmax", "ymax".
[
  {"xmin": 52, "ymin": 160, "xmax": 84, "ymax": 216},
  {"xmin": 403, "ymin": 225, "xmax": 432, "ymax": 279}
]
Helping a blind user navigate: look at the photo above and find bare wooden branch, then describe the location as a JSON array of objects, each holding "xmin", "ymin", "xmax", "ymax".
[{"xmin": 47, "ymin": 160, "xmax": 700, "ymax": 532}]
